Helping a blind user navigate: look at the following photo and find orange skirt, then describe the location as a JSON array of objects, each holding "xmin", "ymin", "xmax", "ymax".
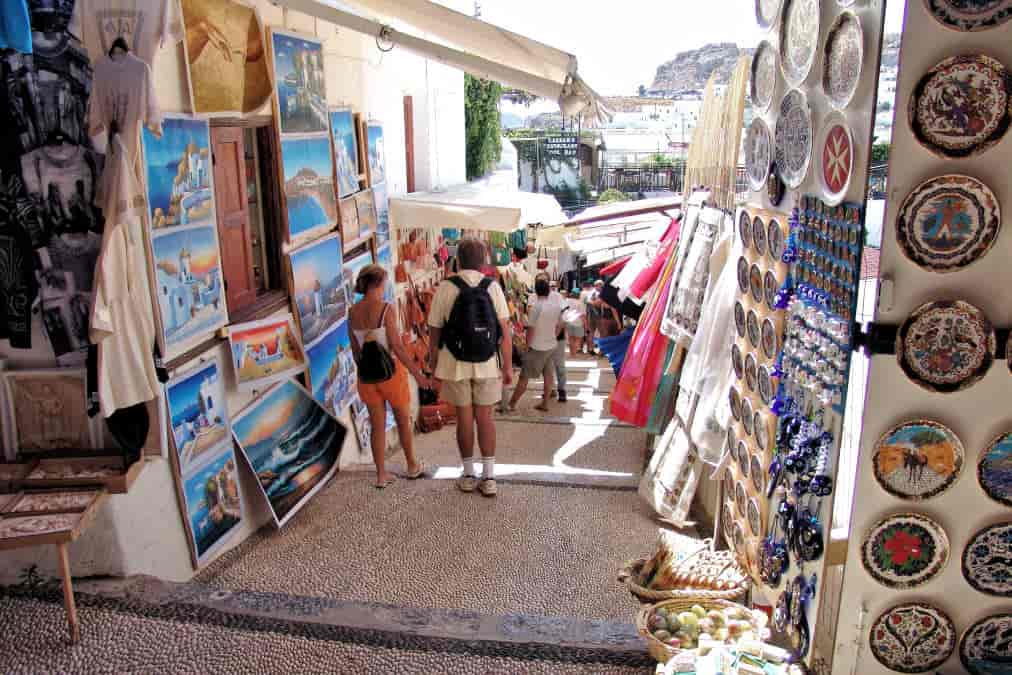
[{"xmin": 357, "ymin": 361, "xmax": 411, "ymax": 409}]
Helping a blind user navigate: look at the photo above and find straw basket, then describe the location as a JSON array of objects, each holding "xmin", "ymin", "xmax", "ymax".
[
  {"xmin": 635, "ymin": 598, "xmax": 751, "ymax": 664},
  {"xmin": 617, "ymin": 542, "xmax": 749, "ymax": 603}
]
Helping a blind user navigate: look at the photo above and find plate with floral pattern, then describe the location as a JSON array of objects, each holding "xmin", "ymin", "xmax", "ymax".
[
  {"xmin": 896, "ymin": 174, "xmax": 1001, "ymax": 272},
  {"xmin": 822, "ymin": 11, "xmax": 863, "ymax": 110},
  {"xmin": 872, "ymin": 420, "xmax": 964, "ymax": 501},
  {"xmin": 979, "ymin": 431, "xmax": 1012, "ymax": 506},
  {"xmin": 963, "ymin": 522, "xmax": 1012, "ymax": 596},
  {"xmin": 751, "ymin": 454, "xmax": 764, "ymax": 493},
  {"xmin": 925, "ymin": 0, "xmax": 1012, "ymax": 32},
  {"xmin": 737, "ymin": 255, "xmax": 751, "ymax": 294},
  {"xmin": 959, "ymin": 613, "xmax": 1012, "ymax": 674},
  {"xmin": 753, "ymin": 215, "xmax": 768, "ymax": 257},
  {"xmin": 747, "ymin": 497, "xmax": 762, "ymax": 537},
  {"xmin": 869, "ymin": 602, "xmax": 956, "ymax": 673},
  {"xmin": 897, "ymin": 300, "xmax": 995, "ymax": 393},
  {"xmin": 779, "ymin": 0, "xmax": 820, "ymax": 86},
  {"xmin": 745, "ymin": 118, "xmax": 773, "ymax": 191},
  {"xmin": 774, "ymin": 89, "xmax": 814, "ymax": 188},
  {"xmin": 910, "ymin": 54, "xmax": 1011, "ymax": 159},
  {"xmin": 747, "ymin": 309, "xmax": 762, "ymax": 349},
  {"xmin": 756, "ymin": 0, "xmax": 785, "ymax": 31},
  {"xmin": 734, "ymin": 300, "xmax": 747, "ymax": 338},
  {"xmin": 751, "ymin": 41, "xmax": 778, "ymax": 113},
  {"xmin": 861, "ymin": 512, "xmax": 950, "ymax": 589}
]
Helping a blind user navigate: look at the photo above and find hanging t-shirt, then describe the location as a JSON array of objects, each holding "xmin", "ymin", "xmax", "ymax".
[
  {"xmin": 88, "ymin": 52, "xmax": 162, "ymax": 173},
  {"xmin": 0, "ymin": 0, "xmax": 32, "ymax": 54},
  {"xmin": 20, "ymin": 144, "xmax": 105, "ymax": 239},
  {"xmin": 69, "ymin": 0, "xmax": 183, "ymax": 67}
]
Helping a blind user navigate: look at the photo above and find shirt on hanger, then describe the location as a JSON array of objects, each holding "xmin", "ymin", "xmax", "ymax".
[
  {"xmin": 88, "ymin": 52, "xmax": 162, "ymax": 167},
  {"xmin": 69, "ymin": 0, "xmax": 183, "ymax": 67},
  {"xmin": 20, "ymin": 144, "xmax": 105, "ymax": 241},
  {"xmin": 0, "ymin": 0, "xmax": 32, "ymax": 54}
]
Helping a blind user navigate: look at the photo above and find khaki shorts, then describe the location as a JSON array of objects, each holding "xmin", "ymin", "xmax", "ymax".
[
  {"xmin": 521, "ymin": 347, "xmax": 554, "ymax": 379},
  {"xmin": 441, "ymin": 377, "xmax": 502, "ymax": 407}
]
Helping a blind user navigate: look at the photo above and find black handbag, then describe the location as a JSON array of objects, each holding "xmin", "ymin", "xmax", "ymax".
[{"xmin": 357, "ymin": 307, "xmax": 396, "ymax": 384}]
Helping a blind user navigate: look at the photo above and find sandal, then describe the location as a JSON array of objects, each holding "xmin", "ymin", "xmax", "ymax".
[
  {"xmin": 405, "ymin": 463, "xmax": 432, "ymax": 480},
  {"xmin": 374, "ymin": 476, "xmax": 397, "ymax": 489},
  {"xmin": 534, "ymin": 402, "xmax": 549, "ymax": 412}
]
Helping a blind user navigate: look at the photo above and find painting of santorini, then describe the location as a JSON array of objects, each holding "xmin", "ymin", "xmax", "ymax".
[
  {"xmin": 150, "ymin": 224, "xmax": 228, "ymax": 356},
  {"xmin": 306, "ymin": 319, "xmax": 356, "ymax": 417},
  {"xmin": 375, "ymin": 243, "xmax": 396, "ymax": 304},
  {"xmin": 373, "ymin": 180, "xmax": 389, "ymax": 245},
  {"xmin": 367, "ymin": 122, "xmax": 386, "ymax": 185},
  {"xmin": 181, "ymin": 445, "xmax": 243, "ymax": 566},
  {"xmin": 142, "ymin": 116, "xmax": 215, "ymax": 230},
  {"xmin": 288, "ymin": 233, "xmax": 347, "ymax": 344},
  {"xmin": 166, "ymin": 358, "xmax": 230, "ymax": 474},
  {"xmin": 281, "ymin": 134, "xmax": 337, "ymax": 245},
  {"xmin": 343, "ymin": 248, "xmax": 374, "ymax": 303},
  {"xmin": 330, "ymin": 108, "xmax": 359, "ymax": 199},
  {"xmin": 270, "ymin": 29, "xmax": 327, "ymax": 134},
  {"xmin": 227, "ymin": 314, "xmax": 306, "ymax": 392},
  {"xmin": 232, "ymin": 379, "xmax": 345, "ymax": 526}
]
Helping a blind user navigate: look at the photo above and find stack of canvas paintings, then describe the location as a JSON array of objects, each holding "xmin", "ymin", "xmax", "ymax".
[
  {"xmin": 227, "ymin": 314, "xmax": 306, "ymax": 392},
  {"xmin": 375, "ymin": 243, "xmax": 396, "ymax": 304}
]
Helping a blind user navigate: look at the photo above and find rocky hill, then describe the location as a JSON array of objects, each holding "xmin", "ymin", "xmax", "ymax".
[{"xmin": 650, "ymin": 43, "xmax": 755, "ymax": 95}]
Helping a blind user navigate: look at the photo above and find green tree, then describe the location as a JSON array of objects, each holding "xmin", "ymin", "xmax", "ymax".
[
  {"xmin": 598, "ymin": 188, "xmax": 630, "ymax": 204},
  {"xmin": 871, "ymin": 143, "xmax": 890, "ymax": 163},
  {"xmin": 465, "ymin": 74, "xmax": 503, "ymax": 180}
]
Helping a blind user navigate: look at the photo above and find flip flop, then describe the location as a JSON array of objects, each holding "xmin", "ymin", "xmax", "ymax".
[
  {"xmin": 405, "ymin": 463, "xmax": 432, "ymax": 480},
  {"xmin": 374, "ymin": 476, "xmax": 397, "ymax": 489}
]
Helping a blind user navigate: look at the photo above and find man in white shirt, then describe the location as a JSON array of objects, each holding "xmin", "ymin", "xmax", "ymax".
[{"xmin": 507, "ymin": 273, "xmax": 564, "ymax": 413}]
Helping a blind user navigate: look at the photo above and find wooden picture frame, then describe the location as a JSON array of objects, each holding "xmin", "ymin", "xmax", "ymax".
[
  {"xmin": 19, "ymin": 456, "xmax": 144, "ymax": 494},
  {"xmin": 172, "ymin": 442, "xmax": 244, "ymax": 569},
  {"xmin": 354, "ymin": 113, "xmax": 370, "ymax": 186},
  {"xmin": 2, "ymin": 369, "xmax": 101, "ymax": 456}
]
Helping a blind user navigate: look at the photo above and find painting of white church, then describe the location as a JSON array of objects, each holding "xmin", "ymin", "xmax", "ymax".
[{"xmin": 165, "ymin": 357, "xmax": 231, "ymax": 473}]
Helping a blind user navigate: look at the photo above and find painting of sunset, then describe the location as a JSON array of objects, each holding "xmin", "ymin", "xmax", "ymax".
[
  {"xmin": 287, "ymin": 233, "xmax": 346, "ymax": 344},
  {"xmin": 231, "ymin": 379, "xmax": 345, "ymax": 526},
  {"xmin": 227, "ymin": 314, "xmax": 307, "ymax": 391}
]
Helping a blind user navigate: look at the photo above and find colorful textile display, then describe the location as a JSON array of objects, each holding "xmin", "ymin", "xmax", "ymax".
[{"xmin": 595, "ymin": 327, "xmax": 633, "ymax": 377}]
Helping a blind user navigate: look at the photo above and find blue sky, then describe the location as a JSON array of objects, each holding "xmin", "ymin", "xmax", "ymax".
[
  {"xmin": 184, "ymin": 447, "xmax": 232, "ymax": 516},
  {"xmin": 282, "ymin": 135, "xmax": 334, "ymax": 181},
  {"xmin": 307, "ymin": 319, "xmax": 350, "ymax": 391},
  {"xmin": 330, "ymin": 110, "xmax": 357, "ymax": 155},
  {"xmin": 290, "ymin": 235, "xmax": 344, "ymax": 295},
  {"xmin": 167, "ymin": 361, "xmax": 219, "ymax": 421},
  {"xmin": 152, "ymin": 225, "xmax": 220, "ymax": 276},
  {"xmin": 143, "ymin": 118, "xmax": 209, "ymax": 168}
]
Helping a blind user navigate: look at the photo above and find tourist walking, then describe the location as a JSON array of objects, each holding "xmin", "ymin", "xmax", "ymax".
[
  {"xmin": 585, "ymin": 280, "xmax": 606, "ymax": 355},
  {"xmin": 349, "ymin": 265, "xmax": 432, "ymax": 488},
  {"xmin": 508, "ymin": 273, "xmax": 565, "ymax": 413},
  {"xmin": 427, "ymin": 238, "xmax": 513, "ymax": 497},
  {"xmin": 562, "ymin": 289, "xmax": 585, "ymax": 356}
]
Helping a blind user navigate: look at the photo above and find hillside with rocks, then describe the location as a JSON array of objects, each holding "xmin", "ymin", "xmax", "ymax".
[{"xmin": 650, "ymin": 43, "xmax": 755, "ymax": 95}]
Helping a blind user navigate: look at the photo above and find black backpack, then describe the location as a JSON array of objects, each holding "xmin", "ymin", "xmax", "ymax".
[
  {"xmin": 441, "ymin": 276, "xmax": 501, "ymax": 363},
  {"xmin": 357, "ymin": 306, "xmax": 396, "ymax": 384}
]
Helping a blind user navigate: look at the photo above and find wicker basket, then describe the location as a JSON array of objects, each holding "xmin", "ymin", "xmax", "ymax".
[
  {"xmin": 618, "ymin": 540, "xmax": 749, "ymax": 603},
  {"xmin": 636, "ymin": 598, "xmax": 751, "ymax": 664}
]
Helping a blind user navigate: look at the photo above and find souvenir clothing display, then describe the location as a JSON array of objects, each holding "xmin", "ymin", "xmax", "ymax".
[
  {"xmin": 661, "ymin": 206, "xmax": 725, "ymax": 342},
  {"xmin": 0, "ymin": 0, "xmax": 32, "ymax": 54},
  {"xmin": 88, "ymin": 52, "xmax": 162, "ymax": 169},
  {"xmin": 0, "ymin": 171, "xmax": 40, "ymax": 348},
  {"xmin": 70, "ymin": 0, "xmax": 183, "ymax": 67}
]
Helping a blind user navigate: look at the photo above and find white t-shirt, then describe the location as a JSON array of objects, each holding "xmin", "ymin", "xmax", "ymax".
[
  {"xmin": 70, "ymin": 0, "xmax": 183, "ymax": 67},
  {"xmin": 88, "ymin": 53, "xmax": 162, "ymax": 170},
  {"xmin": 428, "ymin": 270, "xmax": 510, "ymax": 382},
  {"xmin": 527, "ymin": 291, "xmax": 565, "ymax": 351}
]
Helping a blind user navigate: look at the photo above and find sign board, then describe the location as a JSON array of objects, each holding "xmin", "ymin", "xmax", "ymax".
[{"xmin": 543, "ymin": 132, "xmax": 578, "ymax": 160}]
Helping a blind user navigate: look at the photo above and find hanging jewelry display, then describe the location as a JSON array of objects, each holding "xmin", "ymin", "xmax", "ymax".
[
  {"xmin": 871, "ymin": 420, "xmax": 964, "ymax": 501},
  {"xmin": 910, "ymin": 54, "xmax": 1011, "ymax": 159},
  {"xmin": 868, "ymin": 602, "xmax": 957, "ymax": 674},
  {"xmin": 896, "ymin": 300, "xmax": 995, "ymax": 393},
  {"xmin": 962, "ymin": 522, "xmax": 1012, "ymax": 597},
  {"xmin": 756, "ymin": 0, "xmax": 785, "ymax": 31},
  {"xmin": 959, "ymin": 613, "xmax": 1012, "ymax": 675},
  {"xmin": 795, "ymin": 196, "xmax": 862, "ymax": 322},
  {"xmin": 746, "ymin": 118, "xmax": 774, "ymax": 191},
  {"xmin": 822, "ymin": 10, "xmax": 863, "ymax": 110},
  {"xmin": 778, "ymin": 297, "xmax": 850, "ymax": 410},
  {"xmin": 978, "ymin": 431, "xmax": 1012, "ymax": 506},
  {"xmin": 779, "ymin": 0, "xmax": 820, "ymax": 86},
  {"xmin": 860, "ymin": 512, "xmax": 950, "ymax": 589},
  {"xmin": 751, "ymin": 40, "xmax": 779, "ymax": 113},
  {"xmin": 774, "ymin": 89, "xmax": 814, "ymax": 188},
  {"xmin": 924, "ymin": 0, "xmax": 1012, "ymax": 32},
  {"xmin": 815, "ymin": 113, "xmax": 855, "ymax": 206},
  {"xmin": 895, "ymin": 174, "xmax": 1001, "ymax": 273}
]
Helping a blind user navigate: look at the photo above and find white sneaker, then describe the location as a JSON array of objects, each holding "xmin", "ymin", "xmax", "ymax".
[
  {"xmin": 479, "ymin": 478, "xmax": 497, "ymax": 497},
  {"xmin": 457, "ymin": 475, "xmax": 479, "ymax": 493}
]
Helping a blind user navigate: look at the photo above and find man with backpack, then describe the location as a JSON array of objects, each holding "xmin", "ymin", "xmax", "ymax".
[{"xmin": 427, "ymin": 238, "xmax": 513, "ymax": 497}]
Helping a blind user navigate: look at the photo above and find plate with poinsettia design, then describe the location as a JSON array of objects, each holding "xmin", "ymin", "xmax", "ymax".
[
  {"xmin": 861, "ymin": 512, "xmax": 950, "ymax": 589},
  {"xmin": 869, "ymin": 602, "xmax": 956, "ymax": 673}
]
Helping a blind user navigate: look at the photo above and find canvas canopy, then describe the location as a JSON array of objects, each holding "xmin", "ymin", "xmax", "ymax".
[{"xmin": 390, "ymin": 185, "xmax": 565, "ymax": 233}]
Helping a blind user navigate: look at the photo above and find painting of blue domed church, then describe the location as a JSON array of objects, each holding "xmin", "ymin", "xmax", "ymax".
[
  {"xmin": 150, "ymin": 223, "xmax": 228, "ymax": 357},
  {"xmin": 142, "ymin": 115, "xmax": 216, "ymax": 230},
  {"xmin": 166, "ymin": 357, "xmax": 231, "ymax": 474}
]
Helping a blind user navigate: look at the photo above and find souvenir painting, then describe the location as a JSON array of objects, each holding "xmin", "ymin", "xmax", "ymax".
[
  {"xmin": 179, "ymin": 445, "xmax": 243, "ymax": 566},
  {"xmin": 141, "ymin": 115, "xmax": 216, "ymax": 231},
  {"xmin": 869, "ymin": 602, "xmax": 956, "ymax": 673},
  {"xmin": 165, "ymin": 358, "xmax": 231, "ymax": 475},
  {"xmin": 747, "ymin": 309, "xmax": 761, "ymax": 349},
  {"xmin": 756, "ymin": 0, "xmax": 784, "ymax": 30},
  {"xmin": 281, "ymin": 134, "xmax": 338, "ymax": 246},
  {"xmin": 734, "ymin": 300, "xmax": 747, "ymax": 338},
  {"xmin": 344, "ymin": 248, "xmax": 375, "ymax": 303},
  {"xmin": 747, "ymin": 497, "xmax": 762, "ymax": 537},
  {"xmin": 872, "ymin": 420, "xmax": 963, "ymax": 500},
  {"xmin": 270, "ymin": 29, "xmax": 327, "ymax": 134},
  {"xmin": 750, "ymin": 41, "xmax": 778, "ymax": 114},
  {"xmin": 375, "ymin": 243, "xmax": 396, "ymax": 304},
  {"xmin": 816, "ymin": 113, "xmax": 854, "ymax": 206},
  {"xmin": 329, "ymin": 107, "xmax": 360, "ymax": 199},
  {"xmin": 963, "ymin": 522, "xmax": 1012, "ymax": 596},
  {"xmin": 779, "ymin": 0, "xmax": 820, "ymax": 86},
  {"xmin": 925, "ymin": 0, "xmax": 1012, "ymax": 32},
  {"xmin": 745, "ymin": 118, "xmax": 772, "ymax": 191},
  {"xmin": 227, "ymin": 314, "xmax": 307, "ymax": 392},
  {"xmin": 306, "ymin": 319, "xmax": 357, "ymax": 417},
  {"xmin": 2, "ymin": 369, "xmax": 99, "ymax": 453},
  {"xmin": 355, "ymin": 189, "xmax": 377, "ymax": 239},
  {"xmin": 822, "ymin": 11, "xmax": 863, "ymax": 110},
  {"xmin": 752, "ymin": 215, "xmax": 768, "ymax": 257},
  {"xmin": 861, "ymin": 512, "xmax": 950, "ymax": 589},
  {"xmin": 373, "ymin": 181, "xmax": 390, "ymax": 245},
  {"xmin": 749, "ymin": 263, "xmax": 764, "ymax": 303},
  {"xmin": 366, "ymin": 122, "xmax": 386, "ymax": 185},
  {"xmin": 231, "ymin": 379, "xmax": 345, "ymax": 527},
  {"xmin": 287, "ymin": 233, "xmax": 347, "ymax": 345},
  {"xmin": 896, "ymin": 300, "xmax": 995, "ymax": 393},
  {"xmin": 895, "ymin": 174, "xmax": 1000, "ymax": 273},
  {"xmin": 910, "ymin": 54, "xmax": 1010, "ymax": 159},
  {"xmin": 737, "ymin": 255, "xmax": 751, "ymax": 294},
  {"xmin": 774, "ymin": 89, "xmax": 813, "ymax": 189},
  {"xmin": 960, "ymin": 613, "xmax": 1012, "ymax": 674},
  {"xmin": 978, "ymin": 432, "xmax": 1012, "ymax": 506}
]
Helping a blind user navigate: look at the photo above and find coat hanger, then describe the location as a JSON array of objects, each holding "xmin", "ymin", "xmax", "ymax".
[{"xmin": 108, "ymin": 36, "xmax": 130, "ymax": 58}]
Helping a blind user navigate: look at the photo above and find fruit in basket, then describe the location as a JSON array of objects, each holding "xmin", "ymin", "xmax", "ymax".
[
  {"xmin": 652, "ymin": 629, "xmax": 672, "ymax": 642},
  {"xmin": 698, "ymin": 618, "xmax": 715, "ymax": 635},
  {"xmin": 649, "ymin": 613, "xmax": 668, "ymax": 631},
  {"xmin": 666, "ymin": 614, "xmax": 681, "ymax": 633},
  {"xmin": 714, "ymin": 627, "xmax": 729, "ymax": 642},
  {"xmin": 707, "ymin": 610, "xmax": 726, "ymax": 626},
  {"xmin": 690, "ymin": 604, "xmax": 707, "ymax": 619},
  {"xmin": 655, "ymin": 607, "xmax": 669, "ymax": 619},
  {"xmin": 666, "ymin": 636, "xmax": 682, "ymax": 649},
  {"xmin": 677, "ymin": 611, "xmax": 698, "ymax": 630}
]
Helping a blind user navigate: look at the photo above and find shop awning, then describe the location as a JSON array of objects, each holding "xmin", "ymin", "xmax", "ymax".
[
  {"xmin": 390, "ymin": 184, "xmax": 565, "ymax": 233},
  {"xmin": 275, "ymin": 0, "xmax": 612, "ymax": 125}
]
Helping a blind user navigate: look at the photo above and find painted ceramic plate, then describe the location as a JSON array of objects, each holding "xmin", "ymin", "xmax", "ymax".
[
  {"xmin": 744, "ymin": 352, "xmax": 759, "ymax": 394},
  {"xmin": 750, "ymin": 263, "xmax": 764, "ymax": 303},
  {"xmin": 729, "ymin": 387, "xmax": 743, "ymax": 421},
  {"xmin": 910, "ymin": 54, "xmax": 1010, "ymax": 159},
  {"xmin": 779, "ymin": 0, "xmax": 820, "ymax": 86},
  {"xmin": 732, "ymin": 342, "xmax": 744, "ymax": 381},
  {"xmin": 774, "ymin": 89, "xmax": 814, "ymax": 188},
  {"xmin": 742, "ymin": 396, "xmax": 755, "ymax": 435},
  {"xmin": 979, "ymin": 432, "xmax": 1012, "ymax": 506},
  {"xmin": 869, "ymin": 602, "xmax": 956, "ymax": 673},
  {"xmin": 753, "ymin": 215, "xmax": 768, "ymax": 257},
  {"xmin": 723, "ymin": 469, "xmax": 735, "ymax": 503},
  {"xmin": 763, "ymin": 270, "xmax": 780, "ymax": 309},
  {"xmin": 747, "ymin": 309, "xmax": 761, "ymax": 349},
  {"xmin": 816, "ymin": 113, "xmax": 855, "ymax": 206},
  {"xmin": 727, "ymin": 425, "xmax": 737, "ymax": 457},
  {"xmin": 756, "ymin": 0, "xmax": 785, "ymax": 30},
  {"xmin": 750, "ymin": 455, "xmax": 764, "ymax": 493},
  {"xmin": 734, "ymin": 300, "xmax": 747, "ymax": 338},
  {"xmin": 963, "ymin": 522, "xmax": 1012, "ymax": 596},
  {"xmin": 737, "ymin": 255, "xmax": 751, "ymax": 294},
  {"xmin": 822, "ymin": 11, "xmax": 863, "ymax": 109},
  {"xmin": 767, "ymin": 167, "xmax": 785, "ymax": 206},
  {"xmin": 757, "ymin": 366, "xmax": 773, "ymax": 406},
  {"xmin": 768, "ymin": 218, "xmax": 785, "ymax": 262},
  {"xmin": 959, "ymin": 613, "xmax": 1012, "ymax": 674},
  {"xmin": 755, "ymin": 408, "xmax": 770, "ymax": 450},
  {"xmin": 745, "ymin": 118, "xmax": 773, "ymax": 191},
  {"xmin": 925, "ymin": 0, "xmax": 1012, "ymax": 32},
  {"xmin": 896, "ymin": 174, "xmax": 1001, "ymax": 272},
  {"xmin": 733, "ymin": 521, "xmax": 746, "ymax": 554},
  {"xmin": 751, "ymin": 41, "xmax": 778, "ymax": 113},
  {"xmin": 739, "ymin": 213, "xmax": 754, "ymax": 251},
  {"xmin": 722, "ymin": 501, "xmax": 735, "ymax": 546},
  {"xmin": 736, "ymin": 481, "xmax": 748, "ymax": 517},
  {"xmin": 747, "ymin": 497, "xmax": 762, "ymax": 537},
  {"xmin": 739, "ymin": 441, "xmax": 751, "ymax": 477},
  {"xmin": 861, "ymin": 513, "xmax": 950, "ymax": 589},
  {"xmin": 761, "ymin": 317, "xmax": 779, "ymax": 358},
  {"xmin": 896, "ymin": 300, "xmax": 995, "ymax": 393},
  {"xmin": 872, "ymin": 420, "xmax": 964, "ymax": 501}
]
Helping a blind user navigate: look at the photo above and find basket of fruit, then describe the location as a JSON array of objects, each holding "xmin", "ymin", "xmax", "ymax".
[
  {"xmin": 618, "ymin": 538, "xmax": 749, "ymax": 603},
  {"xmin": 635, "ymin": 599, "xmax": 770, "ymax": 664}
]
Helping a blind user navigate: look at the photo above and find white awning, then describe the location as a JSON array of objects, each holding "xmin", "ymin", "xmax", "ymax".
[{"xmin": 390, "ymin": 185, "xmax": 565, "ymax": 233}]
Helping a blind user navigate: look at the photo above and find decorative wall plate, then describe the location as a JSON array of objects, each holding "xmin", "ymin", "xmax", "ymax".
[
  {"xmin": 756, "ymin": 0, "xmax": 785, "ymax": 31},
  {"xmin": 737, "ymin": 256, "xmax": 751, "ymax": 294},
  {"xmin": 861, "ymin": 513, "xmax": 950, "ymax": 589},
  {"xmin": 767, "ymin": 166, "xmax": 785, "ymax": 206},
  {"xmin": 739, "ymin": 442, "xmax": 751, "ymax": 477},
  {"xmin": 734, "ymin": 300, "xmax": 747, "ymax": 338},
  {"xmin": 768, "ymin": 218, "xmax": 785, "ymax": 262},
  {"xmin": 750, "ymin": 263, "xmax": 765, "ymax": 303},
  {"xmin": 723, "ymin": 469, "xmax": 735, "ymax": 503},
  {"xmin": 729, "ymin": 387, "xmax": 743, "ymax": 421},
  {"xmin": 747, "ymin": 309, "xmax": 762, "ymax": 349},
  {"xmin": 763, "ymin": 270, "xmax": 780, "ymax": 309},
  {"xmin": 963, "ymin": 522, "xmax": 1012, "ymax": 596},
  {"xmin": 753, "ymin": 215, "xmax": 768, "ymax": 257},
  {"xmin": 779, "ymin": 0, "xmax": 820, "ymax": 86},
  {"xmin": 739, "ymin": 213, "xmax": 754, "ymax": 250},
  {"xmin": 896, "ymin": 300, "xmax": 995, "ymax": 393},
  {"xmin": 727, "ymin": 425, "xmax": 737, "ymax": 456},
  {"xmin": 959, "ymin": 613, "xmax": 1012, "ymax": 674},
  {"xmin": 822, "ymin": 10, "xmax": 863, "ymax": 109},
  {"xmin": 751, "ymin": 41, "xmax": 778, "ymax": 113},
  {"xmin": 732, "ymin": 343, "xmax": 744, "ymax": 380},
  {"xmin": 757, "ymin": 366, "xmax": 773, "ymax": 406},
  {"xmin": 896, "ymin": 174, "xmax": 1001, "ymax": 273},
  {"xmin": 736, "ymin": 481, "xmax": 748, "ymax": 516},
  {"xmin": 872, "ymin": 420, "xmax": 964, "ymax": 500},
  {"xmin": 755, "ymin": 409, "xmax": 769, "ymax": 450},
  {"xmin": 761, "ymin": 317, "xmax": 779, "ymax": 359},
  {"xmin": 978, "ymin": 432, "xmax": 1012, "ymax": 506},
  {"xmin": 774, "ymin": 89, "xmax": 814, "ymax": 188},
  {"xmin": 925, "ymin": 0, "xmax": 1012, "ymax": 32},
  {"xmin": 747, "ymin": 497, "xmax": 762, "ymax": 537},
  {"xmin": 745, "ymin": 118, "xmax": 773, "ymax": 191},
  {"xmin": 751, "ymin": 455, "xmax": 764, "ymax": 493},
  {"xmin": 869, "ymin": 602, "xmax": 956, "ymax": 673},
  {"xmin": 744, "ymin": 353, "xmax": 759, "ymax": 394},
  {"xmin": 722, "ymin": 501, "xmax": 735, "ymax": 545},
  {"xmin": 742, "ymin": 396, "xmax": 755, "ymax": 435},
  {"xmin": 816, "ymin": 113, "xmax": 855, "ymax": 206},
  {"xmin": 733, "ymin": 521, "xmax": 746, "ymax": 553},
  {"xmin": 910, "ymin": 54, "xmax": 1010, "ymax": 159}
]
